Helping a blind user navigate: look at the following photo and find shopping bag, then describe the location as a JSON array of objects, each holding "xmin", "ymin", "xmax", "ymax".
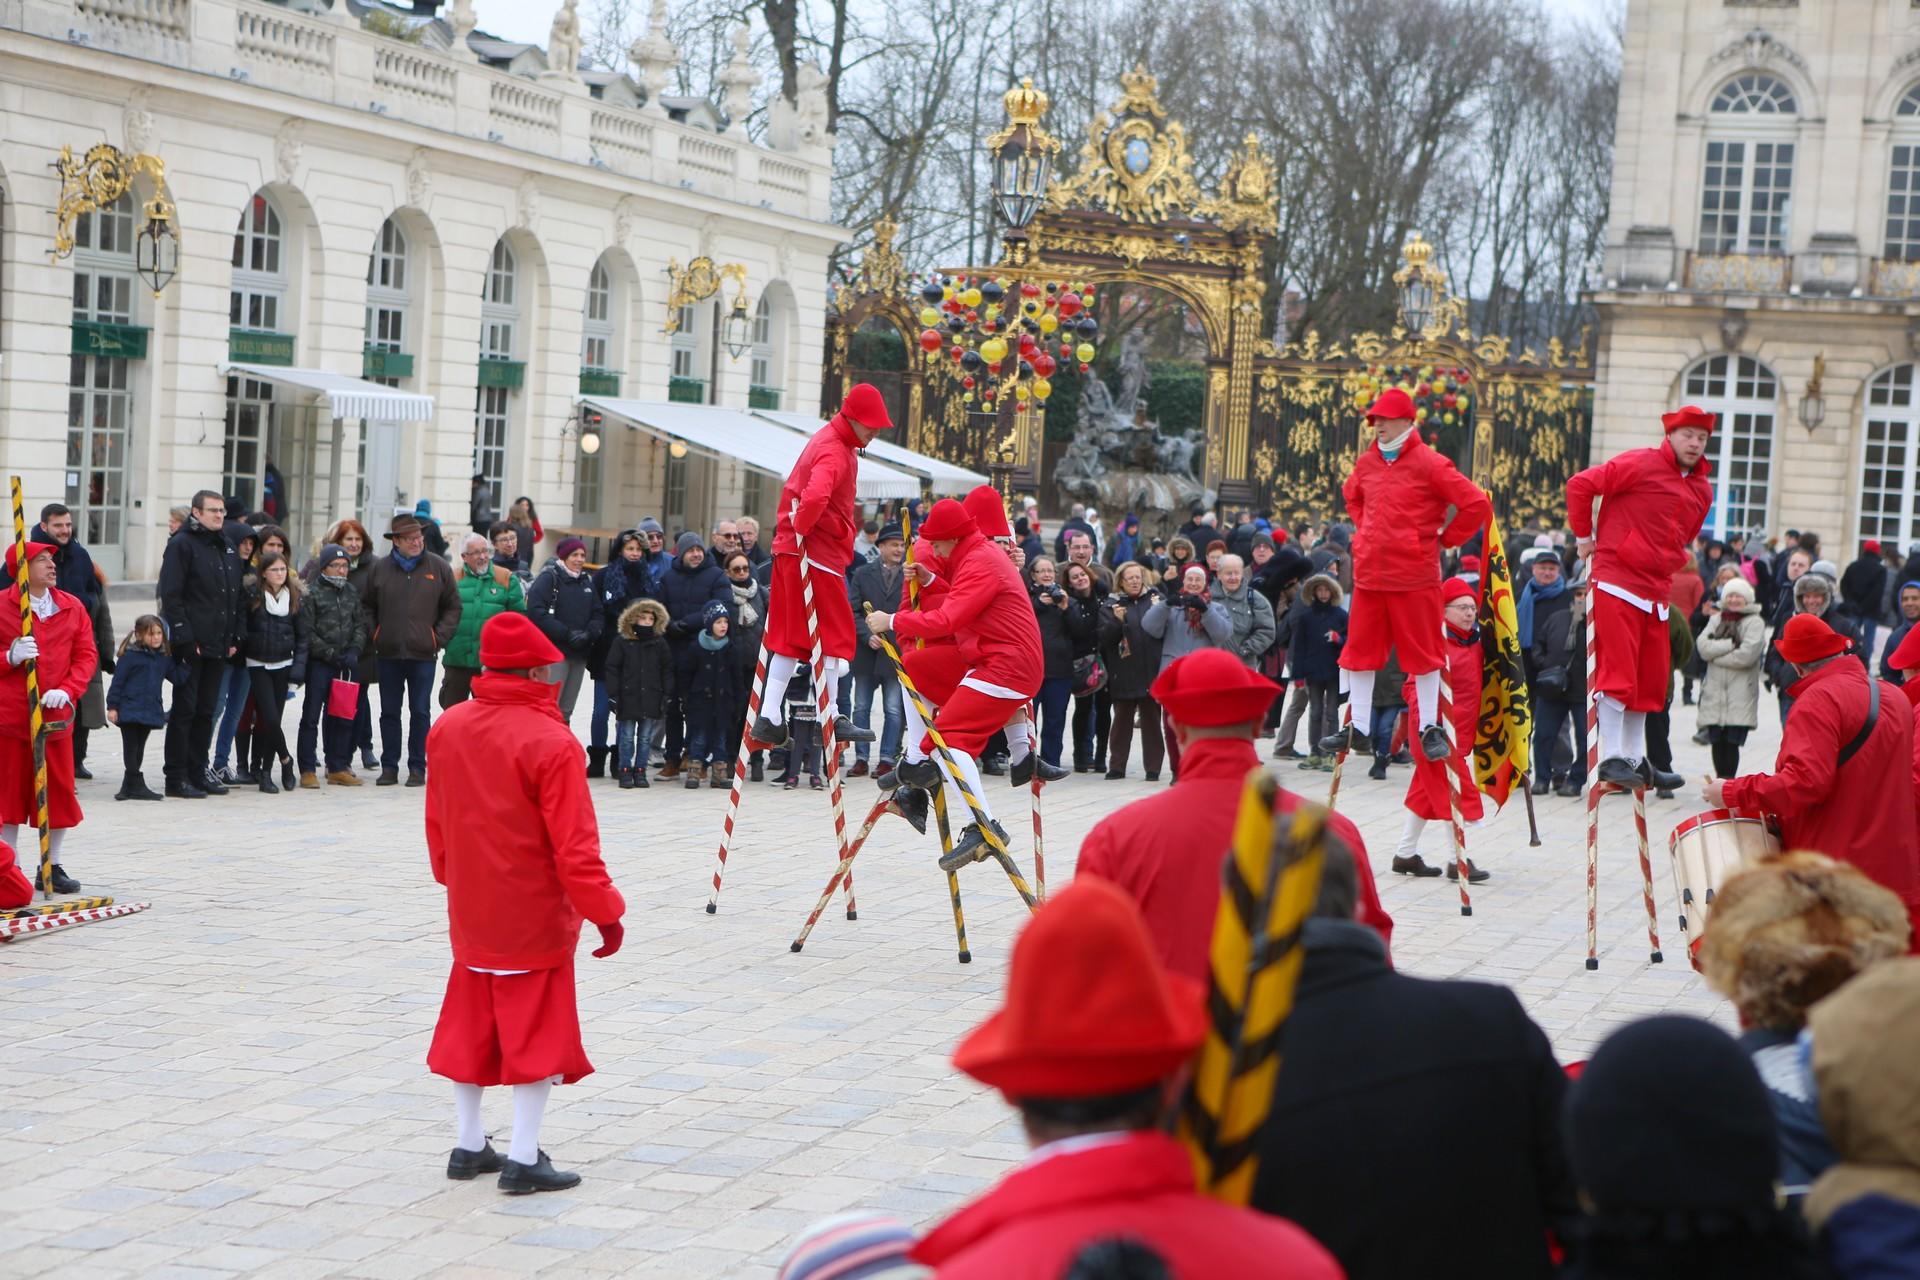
[{"xmin": 326, "ymin": 677, "xmax": 361, "ymax": 721}]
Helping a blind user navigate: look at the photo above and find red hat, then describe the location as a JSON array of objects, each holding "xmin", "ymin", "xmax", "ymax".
[
  {"xmin": 1773, "ymin": 614, "xmax": 1851, "ymax": 664},
  {"xmin": 1150, "ymin": 648, "xmax": 1282, "ymax": 727},
  {"xmin": 962, "ymin": 485, "xmax": 1012, "ymax": 539},
  {"xmin": 1442, "ymin": 576, "xmax": 1475, "ymax": 604},
  {"xmin": 916, "ymin": 498, "xmax": 976, "ymax": 541},
  {"xmin": 1365, "ymin": 387, "xmax": 1417, "ymax": 423},
  {"xmin": 480, "ymin": 611, "xmax": 563, "ymax": 669},
  {"xmin": 1864, "ymin": 539, "xmax": 1883, "ymax": 557},
  {"xmin": 952, "ymin": 877, "xmax": 1207, "ymax": 1098},
  {"xmin": 5, "ymin": 542, "xmax": 55, "ymax": 581},
  {"xmin": 1661, "ymin": 404, "xmax": 1717, "ymax": 434},
  {"xmin": 1459, "ymin": 554, "xmax": 1482, "ymax": 574},
  {"xmin": 1889, "ymin": 623, "xmax": 1920, "ymax": 674},
  {"xmin": 840, "ymin": 382, "xmax": 895, "ymax": 431}
]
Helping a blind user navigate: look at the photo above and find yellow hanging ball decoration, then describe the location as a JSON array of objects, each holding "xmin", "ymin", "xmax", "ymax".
[
  {"xmin": 1015, "ymin": 384, "xmax": 1031, "ymax": 402},
  {"xmin": 1039, "ymin": 313, "xmax": 1058, "ymax": 333},
  {"xmin": 1075, "ymin": 342, "xmax": 1095, "ymax": 363},
  {"xmin": 919, "ymin": 307, "xmax": 940, "ymax": 328},
  {"xmin": 981, "ymin": 337, "xmax": 1008, "ymax": 364},
  {"xmin": 1033, "ymin": 376, "xmax": 1053, "ymax": 400},
  {"xmin": 961, "ymin": 287, "xmax": 983, "ymax": 309}
]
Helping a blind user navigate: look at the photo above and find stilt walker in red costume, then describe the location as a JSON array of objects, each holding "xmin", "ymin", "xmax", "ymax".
[
  {"xmin": 1319, "ymin": 387, "xmax": 1490, "ymax": 763},
  {"xmin": 866, "ymin": 498, "xmax": 1047, "ymax": 868},
  {"xmin": 751, "ymin": 383, "xmax": 894, "ymax": 750},
  {"xmin": 1566, "ymin": 405, "xmax": 1714, "ymax": 790},
  {"xmin": 1390, "ymin": 578, "xmax": 1491, "ymax": 883},
  {"xmin": 2, "ymin": 541, "xmax": 96, "ymax": 896},
  {"xmin": 425, "ymin": 612, "xmax": 626, "ymax": 1194}
]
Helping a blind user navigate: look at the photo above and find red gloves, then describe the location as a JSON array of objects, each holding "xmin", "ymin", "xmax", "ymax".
[{"xmin": 592, "ymin": 920, "xmax": 624, "ymax": 958}]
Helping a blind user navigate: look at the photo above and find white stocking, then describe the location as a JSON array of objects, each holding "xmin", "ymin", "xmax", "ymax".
[
  {"xmin": 454, "ymin": 1082, "xmax": 485, "ymax": 1153},
  {"xmin": 1396, "ymin": 812, "xmax": 1427, "ymax": 861},
  {"xmin": 945, "ymin": 750, "xmax": 994, "ymax": 824},
  {"xmin": 823, "ymin": 658, "xmax": 848, "ymax": 719},
  {"xmin": 1346, "ymin": 670, "xmax": 1376, "ymax": 734},
  {"xmin": 763, "ymin": 654, "xmax": 799, "ymax": 724},
  {"xmin": 901, "ymin": 694, "xmax": 931, "ymax": 763},
  {"xmin": 1003, "ymin": 715, "xmax": 1033, "ymax": 764},
  {"xmin": 1622, "ymin": 709, "xmax": 1648, "ymax": 762},
  {"xmin": 46, "ymin": 829, "xmax": 65, "ymax": 861},
  {"xmin": 1414, "ymin": 671, "xmax": 1441, "ymax": 730},
  {"xmin": 508, "ymin": 1078, "xmax": 555, "ymax": 1166},
  {"xmin": 1597, "ymin": 695, "xmax": 1626, "ymax": 760}
]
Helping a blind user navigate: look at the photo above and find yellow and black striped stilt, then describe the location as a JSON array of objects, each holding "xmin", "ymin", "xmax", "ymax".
[
  {"xmin": 933, "ymin": 787, "xmax": 971, "ymax": 963},
  {"xmin": 9, "ymin": 476, "xmax": 54, "ymax": 902}
]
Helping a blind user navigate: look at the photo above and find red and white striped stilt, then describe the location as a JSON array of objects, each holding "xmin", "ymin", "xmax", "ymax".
[
  {"xmin": 0, "ymin": 900, "xmax": 149, "ymax": 940},
  {"xmin": 1027, "ymin": 705, "xmax": 1045, "ymax": 902},
  {"xmin": 707, "ymin": 638, "xmax": 771, "ymax": 914},
  {"xmin": 1437, "ymin": 659, "xmax": 1472, "ymax": 917},
  {"xmin": 1583, "ymin": 591, "xmax": 1665, "ymax": 968},
  {"xmin": 795, "ymin": 526, "xmax": 855, "ymax": 919},
  {"xmin": 1633, "ymin": 785, "xmax": 1662, "ymax": 962},
  {"xmin": 792, "ymin": 795, "xmax": 892, "ymax": 949}
]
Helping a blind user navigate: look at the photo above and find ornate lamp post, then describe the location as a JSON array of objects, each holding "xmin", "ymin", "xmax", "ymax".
[{"xmin": 51, "ymin": 143, "xmax": 179, "ymax": 297}]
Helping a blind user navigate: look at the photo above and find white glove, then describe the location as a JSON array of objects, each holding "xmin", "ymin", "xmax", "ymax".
[
  {"xmin": 7, "ymin": 635, "xmax": 37, "ymax": 666},
  {"xmin": 40, "ymin": 689, "xmax": 71, "ymax": 712}
]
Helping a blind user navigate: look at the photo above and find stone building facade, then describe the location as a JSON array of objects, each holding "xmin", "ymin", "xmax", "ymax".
[
  {"xmin": 1596, "ymin": 0, "xmax": 1920, "ymax": 553},
  {"xmin": 0, "ymin": 0, "xmax": 840, "ymax": 578}
]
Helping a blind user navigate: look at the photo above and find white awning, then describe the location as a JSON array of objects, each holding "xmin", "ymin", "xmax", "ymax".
[
  {"xmin": 580, "ymin": 398, "xmax": 921, "ymax": 500},
  {"xmin": 222, "ymin": 362, "xmax": 436, "ymax": 422},
  {"xmin": 753, "ymin": 409, "xmax": 990, "ymax": 493}
]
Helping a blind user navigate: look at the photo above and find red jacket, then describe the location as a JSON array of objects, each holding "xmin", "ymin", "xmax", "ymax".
[
  {"xmin": 893, "ymin": 531, "xmax": 1042, "ymax": 696},
  {"xmin": 1077, "ymin": 737, "xmax": 1394, "ymax": 982},
  {"xmin": 1343, "ymin": 432, "xmax": 1490, "ymax": 591},
  {"xmin": 0, "ymin": 586, "xmax": 96, "ymax": 741},
  {"xmin": 424, "ymin": 673, "xmax": 624, "ymax": 969},
  {"xmin": 1403, "ymin": 624, "xmax": 1485, "ymax": 822},
  {"xmin": 910, "ymin": 1130, "xmax": 1342, "ymax": 1280},
  {"xmin": 772, "ymin": 414, "xmax": 864, "ymax": 571},
  {"xmin": 1566, "ymin": 440, "xmax": 1713, "ymax": 602},
  {"xmin": 1723, "ymin": 658, "xmax": 1920, "ymax": 928},
  {"xmin": 1669, "ymin": 569, "xmax": 1705, "ymax": 617}
]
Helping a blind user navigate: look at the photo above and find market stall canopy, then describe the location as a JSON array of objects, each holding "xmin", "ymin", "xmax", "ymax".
[
  {"xmin": 221, "ymin": 362, "xmax": 436, "ymax": 422},
  {"xmin": 580, "ymin": 398, "xmax": 921, "ymax": 501},
  {"xmin": 753, "ymin": 409, "xmax": 990, "ymax": 493}
]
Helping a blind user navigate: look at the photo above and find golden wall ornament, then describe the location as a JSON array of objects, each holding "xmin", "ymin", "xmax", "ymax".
[
  {"xmin": 662, "ymin": 257, "xmax": 746, "ymax": 333},
  {"xmin": 1046, "ymin": 64, "xmax": 1203, "ymax": 223},
  {"xmin": 51, "ymin": 143, "xmax": 172, "ymax": 259}
]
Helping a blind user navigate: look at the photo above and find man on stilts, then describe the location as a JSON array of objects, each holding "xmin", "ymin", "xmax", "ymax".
[
  {"xmin": 1320, "ymin": 387, "xmax": 1490, "ymax": 763},
  {"xmin": 2, "ymin": 541, "xmax": 96, "ymax": 895},
  {"xmin": 1565, "ymin": 405, "xmax": 1714, "ymax": 789},
  {"xmin": 425, "ymin": 612, "xmax": 626, "ymax": 1194},
  {"xmin": 866, "ymin": 497, "xmax": 1047, "ymax": 867},
  {"xmin": 1392, "ymin": 577, "xmax": 1491, "ymax": 883},
  {"xmin": 751, "ymin": 383, "xmax": 893, "ymax": 751}
]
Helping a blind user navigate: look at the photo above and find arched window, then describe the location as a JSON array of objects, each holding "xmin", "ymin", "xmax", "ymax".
[
  {"xmin": 69, "ymin": 192, "xmax": 137, "ymax": 553},
  {"xmin": 1682, "ymin": 354, "xmax": 1778, "ymax": 538},
  {"xmin": 1700, "ymin": 74, "xmax": 1796, "ymax": 255},
  {"xmin": 748, "ymin": 296, "xmax": 779, "ymax": 409},
  {"xmin": 670, "ymin": 301, "xmax": 710, "ymax": 403},
  {"xmin": 1889, "ymin": 86, "xmax": 1920, "ymax": 262},
  {"xmin": 230, "ymin": 192, "xmax": 286, "ymax": 330},
  {"xmin": 474, "ymin": 238, "xmax": 521, "ymax": 508},
  {"xmin": 582, "ymin": 260, "xmax": 614, "ymax": 372},
  {"xmin": 226, "ymin": 190, "xmax": 291, "ymax": 511},
  {"xmin": 1858, "ymin": 365, "xmax": 1920, "ymax": 547},
  {"xmin": 364, "ymin": 217, "xmax": 411, "ymax": 380},
  {"xmin": 576, "ymin": 258, "xmax": 620, "ymax": 521}
]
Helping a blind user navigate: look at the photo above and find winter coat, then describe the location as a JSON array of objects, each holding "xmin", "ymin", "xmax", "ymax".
[
  {"xmin": 107, "ymin": 646, "xmax": 176, "ymax": 729},
  {"xmin": 594, "ymin": 551, "xmax": 655, "ymax": 674},
  {"xmin": 656, "ymin": 547, "xmax": 730, "ymax": 645},
  {"xmin": 157, "ymin": 517, "xmax": 247, "ymax": 658},
  {"xmin": 425, "ymin": 672, "xmax": 623, "ymax": 970},
  {"xmin": 29, "ymin": 525, "xmax": 99, "ymax": 607},
  {"xmin": 0, "ymin": 586, "xmax": 95, "ymax": 743},
  {"xmin": 362, "ymin": 550, "xmax": 460, "ymax": 662},
  {"xmin": 604, "ymin": 600, "xmax": 673, "ymax": 722},
  {"xmin": 1344, "ymin": 432, "xmax": 1492, "ymax": 591},
  {"xmin": 1839, "ymin": 553, "xmax": 1888, "ymax": 623},
  {"xmin": 77, "ymin": 586, "xmax": 114, "ymax": 732},
  {"xmin": 1029, "ymin": 585, "xmax": 1097, "ymax": 680},
  {"xmin": 1724, "ymin": 658, "xmax": 1920, "ymax": 929},
  {"xmin": 1283, "ymin": 575, "xmax": 1347, "ymax": 683},
  {"xmin": 242, "ymin": 580, "xmax": 311, "ymax": 679},
  {"xmin": 771, "ymin": 414, "xmax": 865, "ymax": 572},
  {"xmin": 1404, "ymin": 625, "xmax": 1485, "ymax": 823},
  {"xmin": 848, "ymin": 557, "xmax": 905, "ymax": 683},
  {"xmin": 1566, "ymin": 438, "xmax": 1714, "ymax": 603},
  {"xmin": 1531, "ymin": 602, "xmax": 1587, "ymax": 707},
  {"xmin": 1768, "ymin": 603, "xmax": 1865, "ymax": 695},
  {"xmin": 526, "ymin": 563, "xmax": 602, "ymax": 662},
  {"xmin": 1696, "ymin": 602, "xmax": 1766, "ymax": 729},
  {"xmin": 1100, "ymin": 591, "xmax": 1164, "ymax": 702},
  {"xmin": 679, "ymin": 634, "xmax": 737, "ymax": 706},
  {"xmin": 1217, "ymin": 580, "xmax": 1276, "ymax": 668},
  {"xmin": 1077, "ymin": 737, "xmax": 1393, "ymax": 984},
  {"xmin": 893, "ymin": 530, "xmax": 1044, "ymax": 697},
  {"xmin": 725, "ymin": 577, "xmax": 765, "ymax": 692},
  {"xmin": 909, "ymin": 1129, "xmax": 1341, "ymax": 1280},
  {"xmin": 1250, "ymin": 919, "xmax": 1576, "ymax": 1280},
  {"xmin": 1140, "ymin": 592, "xmax": 1233, "ymax": 675},
  {"xmin": 1888, "ymin": 617, "xmax": 1920, "ymax": 685},
  {"xmin": 305, "ymin": 573, "xmax": 369, "ymax": 668},
  {"xmin": 443, "ymin": 561, "xmax": 524, "ymax": 670}
]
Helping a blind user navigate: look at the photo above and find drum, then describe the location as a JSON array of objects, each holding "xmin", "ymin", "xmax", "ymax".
[{"xmin": 1667, "ymin": 808, "xmax": 1782, "ymax": 971}]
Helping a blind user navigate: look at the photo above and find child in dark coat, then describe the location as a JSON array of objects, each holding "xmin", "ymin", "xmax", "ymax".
[
  {"xmin": 107, "ymin": 614, "xmax": 176, "ymax": 801},
  {"xmin": 606, "ymin": 599, "xmax": 673, "ymax": 788},
  {"xmin": 1290, "ymin": 573, "xmax": 1348, "ymax": 772},
  {"xmin": 777, "ymin": 660, "xmax": 823, "ymax": 790},
  {"xmin": 681, "ymin": 601, "xmax": 738, "ymax": 789}
]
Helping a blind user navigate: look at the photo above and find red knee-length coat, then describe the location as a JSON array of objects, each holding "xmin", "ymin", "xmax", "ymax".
[
  {"xmin": 0, "ymin": 584, "xmax": 96, "ymax": 742},
  {"xmin": 1566, "ymin": 438, "xmax": 1714, "ymax": 602},
  {"xmin": 893, "ymin": 531, "xmax": 1041, "ymax": 697},
  {"xmin": 772, "ymin": 414, "xmax": 864, "ymax": 571},
  {"xmin": 1404, "ymin": 623, "xmax": 1486, "ymax": 823},
  {"xmin": 1344, "ymin": 431, "xmax": 1490, "ymax": 591}
]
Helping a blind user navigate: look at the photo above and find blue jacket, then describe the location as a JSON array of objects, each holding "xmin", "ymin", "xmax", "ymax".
[
  {"xmin": 106, "ymin": 647, "xmax": 177, "ymax": 728},
  {"xmin": 657, "ymin": 550, "xmax": 731, "ymax": 645},
  {"xmin": 1285, "ymin": 574, "xmax": 1348, "ymax": 684},
  {"xmin": 1822, "ymin": 1194, "xmax": 1920, "ymax": 1280}
]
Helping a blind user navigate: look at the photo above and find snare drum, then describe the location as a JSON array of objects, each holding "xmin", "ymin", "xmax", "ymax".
[{"xmin": 1667, "ymin": 808, "xmax": 1782, "ymax": 970}]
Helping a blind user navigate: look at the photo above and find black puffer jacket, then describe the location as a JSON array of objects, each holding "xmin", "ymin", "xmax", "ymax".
[
  {"xmin": 657, "ymin": 535, "xmax": 730, "ymax": 642},
  {"xmin": 604, "ymin": 599, "xmax": 674, "ymax": 721},
  {"xmin": 304, "ymin": 573, "xmax": 367, "ymax": 666},
  {"xmin": 1101, "ymin": 590, "xmax": 1165, "ymax": 701},
  {"xmin": 526, "ymin": 562, "xmax": 603, "ymax": 661},
  {"xmin": 1031, "ymin": 582, "xmax": 1095, "ymax": 680},
  {"xmin": 242, "ymin": 579, "xmax": 312, "ymax": 679},
  {"xmin": 157, "ymin": 517, "xmax": 247, "ymax": 658}
]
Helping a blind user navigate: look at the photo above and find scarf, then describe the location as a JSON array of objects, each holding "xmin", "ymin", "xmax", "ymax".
[
  {"xmin": 1377, "ymin": 425, "xmax": 1416, "ymax": 460},
  {"xmin": 698, "ymin": 628, "xmax": 730, "ymax": 652},
  {"xmin": 1517, "ymin": 575, "xmax": 1568, "ymax": 648},
  {"xmin": 731, "ymin": 578, "xmax": 761, "ymax": 629},
  {"xmin": 1183, "ymin": 587, "xmax": 1213, "ymax": 634},
  {"xmin": 390, "ymin": 548, "xmax": 422, "ymax": 573}
]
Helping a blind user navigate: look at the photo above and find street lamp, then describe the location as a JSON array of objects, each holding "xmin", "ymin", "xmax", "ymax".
[
  {"xmin": 722, "ymin": 289, "xmax": 753, "ymax": 360},
  {"xmin": 1799, "ymin": 353, "xmax": 1827, "ymax": 432},
  {"xmin": 51, "ymin": 143, "xmax": 180, "ymax": 297},
  {"xmin": 988, "ymin": 78, "xmax": 1061, "ymax": 243},
  {"xmin": 1394, "ymin": 232, "xmax": 1446, "ymax": 337},
  {"xmin": 135, "ymin": 194, "xmax": 179, "ymax": 296}
]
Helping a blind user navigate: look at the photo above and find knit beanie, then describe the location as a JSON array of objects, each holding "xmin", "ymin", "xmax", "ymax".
[
  {"xmin": 639, "ymin": 517, "xmax": 664, "ymax": 535},
  {"xmin": 555, "ymin": 536, "xmax": 587, "ymax": 561},
  {"xmin": 676, "ymin": 532, "xmax": 703, "ymax": 557},
  {"xmin": 778, "ymin": 1212, "xmax": 926, "ymax": 1279},
  {"xmin": 703, "ymin": 601, "xmax": 730, "ymax": 628},
  {"xmin": 317, "ymin": 544, "xmax": 351, "ymax": 573}
]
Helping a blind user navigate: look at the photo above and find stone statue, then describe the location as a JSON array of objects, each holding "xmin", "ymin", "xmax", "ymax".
[
  {"xmin": 1114, "ymin": 332, "xmax": 1151, "ymax": 417},
  {"xmin": 546, "ymin": 0, "xmax": 582, "ymax": 80},
  {"xmin": 629, "ymin": 0, "xmax": 679, "ymax": 111},
  {"xmin": 447, "ymin": 0, "xmax": 478, "ymax": 54},
  {"xmin": 1054, "ymin": 360, "xmax": 1212, "ymax": 535}
]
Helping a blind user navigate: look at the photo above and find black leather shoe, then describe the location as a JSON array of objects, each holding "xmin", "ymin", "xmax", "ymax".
[
  {"xmin": 832, "ymin": 715, "xmax": 876, "ymax": 744},
  {"xmin": 198, "ymin": 769, "xmax": 229, "ymax": 796},
  {"xmin": 1419, "ymin": 724, "xmax": 1451, "ymax": 762},
  {"xmin": 981, "ymin": 753, "xmax": 1008, "ymax": 776},
  {"xmin": 1555, "ymin": 780, "xmax": 1584, "ymax": 798},
  {"xmin": 1010, "ymin": 754, "xmax": 1070, "ymax": 786},
  {"xmin": 1531, "ymin": 776, "xmax": 1553, "ymax": 796},
  {"xmin": 406, "ymin": 771, "xmax": 426, "ymax": 788},
  {"xmin": 891, "ymin": 786, "xmax": 930, "ymax": 835},
  {"xmin": 447, "ymin": 1142, "xmax": 504, "ymax": 1181},
  {"xmin": 1638, "ymin": 759, "xmax": 1685, "ymax": 792},
  {"xmin": 73, "ymin": 761, "xmax": 93, "ymax": 781},
  {"xmin": 893, "ymin": 758, "xmax": 942, "ymax": 790},
  {"xmin": 257, "ymin": 773, "xmax": 280, "ymax": 795},
  {"xmin": 1596, "ymin": 757, "xmax": 1642, "ymax": 788},
  {"xmin": 165, "ymin": 777, "xmax": 207, "ymax": 799},
  {"xmin": 940, "ymin": 819, "xmax": 1012, "ymax": 873},
  {"xmin": 376, "ymin": 769, "xmax": 399, "ymax": 787},
  {"xmin": 281, "ymin": 759, "xmax": 296, "ymax": 792},
  {"xmin": 1317, "ymin": 726, "xmax": 1371, "ymax": 756},
  {"xmin": 497, "ymin": 1151, "xmax": 580, "ymax": 1195},
  {"xmin": 1447, "ymin": 859, "xmax": 1491, "ymax": 884},
  {"xmin": 35, "ymin": 864, "xmax": 81, "ymax": 895},
  {"xmin": 1391, "ymin": 854, "xmax": 1442, "ymax": 878},
  {"xmin": 1656, "ymin": 788, "xmax": 1676, "ymax": 800},
  {"xmin": 750, "ymin": 715, "xmax": 789, "ymax": 748},
  {"xmin": 1366, "ymin": 760, "xmax": 1388, "ymax": 780}
]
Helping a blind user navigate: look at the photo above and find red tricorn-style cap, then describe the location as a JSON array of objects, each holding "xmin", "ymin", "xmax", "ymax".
[
  {"xmin": 1442, "ymin": 576, "xmax": 1476, "ymax": 605},
  {"xmin": 841, "ymin": 382, "xmax": 896, "ymax": 431},
  {"xmin": 962, "ymin": 485, "xmax": 1013, "ymax": 539},
  {"xmin": 1661, "ymin": 404, "xmax": 1717, "ymax": 434},
  {"xmin": 952, "ymin": 877, "xmax": 1208, "ymax": 1098},
  {"xmin": 1150, "ymin": 647, "xmax": 1282, "ymax": 728},
  {"xmin": 5, "ymin": 542, "xmax": 55, "ymax": 581},
  {"xmin": 1773, "ymin": 613, "xmax": 1851, "ymax": 665},
  {"xmin": 480, "ymin": 611, "xmax": 563, "ymax": 670},
  {"xmin": 916, "ymin": 498, "xmax": 977, "ymax": 541},
  {"xmin": 1365, "ymin": 387, "xmax": 1417, "ymax": 423}
]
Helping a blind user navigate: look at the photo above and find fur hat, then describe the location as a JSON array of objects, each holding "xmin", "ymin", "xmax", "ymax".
[
  {"xmin": 1697, "ymin": 851, "xmax": 1911, "ymax": 1032},
  {"xmin": 1301, "ymin": 571, "xmax": 1344, "ymax": 606},
  {"xmin": 618, "ymin": 598, "xmax": 669, "ymax": 639}
]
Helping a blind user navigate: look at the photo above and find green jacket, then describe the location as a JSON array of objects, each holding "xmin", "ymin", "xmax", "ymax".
[
  {"xmin": 306, "ymin": 573, "xmax": 368, "ymax": 666},
  {"xmin": 443, "ymin": 561, "xmax": 526, "ymax": 669}
]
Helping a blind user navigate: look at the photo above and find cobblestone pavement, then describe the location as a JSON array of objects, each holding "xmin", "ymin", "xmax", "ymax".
[{"xmin": 0, "ymin": 694, "xmax": 1764, "ymax": 1277}]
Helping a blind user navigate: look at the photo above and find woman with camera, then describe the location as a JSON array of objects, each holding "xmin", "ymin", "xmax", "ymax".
[
  {"xmin": 1064, "ymin": 561, "xmax": 1119, "ymax": 772},
  {"xmin": 1027, "ymin": 557, "xmax": 1095, "ymax": 769},
  {"xmin": 1142, "ymin": 564, "xmax": 1233, "ymax": 777},
  {"xmin": 1102, "ymin": 562, "xmax": 1166, "ymax": 780}
]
